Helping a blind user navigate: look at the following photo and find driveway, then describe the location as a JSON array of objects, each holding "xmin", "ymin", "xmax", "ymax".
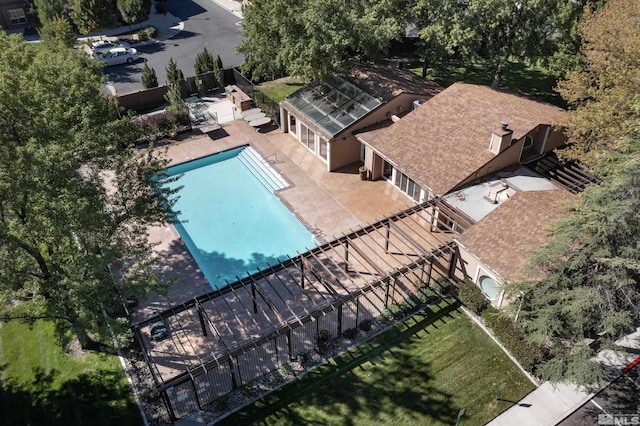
[{"xmin": 106, "ymin": 0, "xmax": 244, "ymax": 95}]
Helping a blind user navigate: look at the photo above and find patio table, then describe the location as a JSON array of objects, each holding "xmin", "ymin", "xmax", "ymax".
[{"xmin": 243, "ymin": 112, "xmax": 266, "ymax": 122}]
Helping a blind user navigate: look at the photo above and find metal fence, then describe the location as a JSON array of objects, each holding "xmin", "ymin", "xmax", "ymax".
[{"xmin": 232, "ymin": 68, "xmax": 281, "ymax": 126}]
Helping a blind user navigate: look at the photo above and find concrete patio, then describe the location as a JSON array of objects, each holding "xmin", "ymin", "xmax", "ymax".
[{"xmin": 135, "ymin": 113, "xmax": 415, "ymax": 322}]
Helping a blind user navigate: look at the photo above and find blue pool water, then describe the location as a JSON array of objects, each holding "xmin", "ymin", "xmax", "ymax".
[{"xmin": 163, "ymin": 146, "xmax": 317, "ymax": 290}]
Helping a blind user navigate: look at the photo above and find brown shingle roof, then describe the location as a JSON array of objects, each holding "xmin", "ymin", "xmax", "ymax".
[
  {"xmin": 456, "ymin": 189, "xmax": 577, "ymax": 283},
  {"xmin": 347, "ymin": 62, "xmax": 443, "ymax": 102},
  {"xmin": 362, "ymin": 83, "xmax": 566, "ymax": 195}
]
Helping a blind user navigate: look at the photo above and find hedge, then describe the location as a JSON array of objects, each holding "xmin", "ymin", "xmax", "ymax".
[
  {"xmin": 482, "ymin": 307, "xmax": 545, "ymax": 371},
  {"xmin": 456, "ymin": 279, "xmax": 488, "ymax": 315}
]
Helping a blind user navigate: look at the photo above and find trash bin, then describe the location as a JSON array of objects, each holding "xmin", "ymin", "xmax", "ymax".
[{"xmin": 359, "ymin": 166, "xmax": 368, "ymax": 180}]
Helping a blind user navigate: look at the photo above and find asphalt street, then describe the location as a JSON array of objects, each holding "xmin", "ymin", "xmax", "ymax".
[{"xmin": 106, "ymin": 0, "xmax": 244, "ymax": 95}]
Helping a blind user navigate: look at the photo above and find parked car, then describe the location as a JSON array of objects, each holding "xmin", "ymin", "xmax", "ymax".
[
  {"xmin": 97, "ymin": 47, "xmax": 140, "ymax": 67},
  {"xmin": 90, "ymin": 40, "xmax": 130, "ymax": 56}
]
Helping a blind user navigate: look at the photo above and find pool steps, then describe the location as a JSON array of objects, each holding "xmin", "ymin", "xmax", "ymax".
[{"xmin": 236, "ymin": 147, "xmax": 289, "ymax": 193}]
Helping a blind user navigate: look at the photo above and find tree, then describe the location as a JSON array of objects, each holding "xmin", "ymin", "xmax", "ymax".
[
  {"xmin": 116, "ymin": 0, "xmax": 152, "ymax": 27},
  {"xmin": 165, "ymin": 57, "xmax": 184, "ymax": 87},
  {"xmin": 194, "ymin": 47, "xmax": 215, "ymax": 92},
  {"xmin": 238, "ymin": 0, "xmax": 407, "ymax": 80},
  {"xmin": 164, "ymin": 83, "xmax": 184, "ymax": 112},
  {"xmin": 213, "ymin": 54, "xmax": 224, "ymax": 88},
  {"xmin": 556, "ymin": 0, "xmax": 640, "ymax": 166},
  {"xmin": 69, "ymin": 0, "xmax": 113, "ymax": 35},
  {"xmin": 453, "ymin": 0, "xmax": 561, "ymax": 89},
  {"xmin": 39, "ymin": 15, "xmax": 77, "ymax": 49},
  {"xmin": 237, "ymin": 0, "xmax": 289, "ymax": 80},
  {"xmin": 411, "ymin": 0, "xmax": 461, "ymax": 78},
  {"xmin": 141, "ymin": 61, "xmax": 158, "ymax": 89},
  {"xmin": 30, "ymin": 0, "xmax": 66, "ymax": 26},
  {"xmin": 194, "ymin": 47, "xmax": 215, "ymax": 77},
  {"xmin": 511, "ymin": 113, "xmax": 640, "ymax": 386},
  {"xmin": 0, "ymin": 33, "xmax": 178, "ymax": 349}
]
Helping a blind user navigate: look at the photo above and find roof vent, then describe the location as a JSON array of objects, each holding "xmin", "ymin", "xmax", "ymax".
[
  {"xmin": 413, "ymin": 99, "xmax": 427, "ymax": 110},
  {"xmin": 484, "ymin": 181, "xmax": 509, "ymax": 204}
]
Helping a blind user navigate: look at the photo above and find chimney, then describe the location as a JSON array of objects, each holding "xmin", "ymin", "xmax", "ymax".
[{"xmin": 489, "ymin": 121, "xmax": 513, "ymax": 155}]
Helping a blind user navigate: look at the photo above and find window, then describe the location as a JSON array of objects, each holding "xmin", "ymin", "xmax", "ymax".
[
  {"xmin": 478, "ymin": 275, "xmax": 500, "ymax": 299},
  {"xmin": 319, "ymin": 137, "xmax": 328, "ymax": 161},
  {"xmin": 523, "ymin": 135, "xmax": 534, "ymax": 150},
  {"xmin": 299, "ymin": 123, "xmax": 315, "ymax": 151},
  {"xmin": 393, "ymin": 170, "xmax": 422, "ymax": 202},
  {"xmin": 289, "ymin": 115, "xmax": 297, "ymax": 135},
  {"xmin": 8, "ymin": 8, "xmax": 27, "ymax": 25}
]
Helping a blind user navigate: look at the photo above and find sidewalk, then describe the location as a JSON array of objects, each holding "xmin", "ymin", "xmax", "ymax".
[{"xmin": 487, "ymin": 327, "xmax": 640, "ymax": 425}]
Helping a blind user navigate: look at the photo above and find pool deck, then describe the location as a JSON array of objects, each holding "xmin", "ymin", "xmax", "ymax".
[{"xmin": 136, "ymin": 118, "xmax": 415, "ymax": 322}]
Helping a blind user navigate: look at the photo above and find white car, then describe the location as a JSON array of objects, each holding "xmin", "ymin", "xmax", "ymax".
[
  {"xmin": 97, "ymin": 47, "xmax": 140, "ymax": 67},
  {"xmin": 90, "ymin": 40, "xmax": 130, "ymax": 56}
]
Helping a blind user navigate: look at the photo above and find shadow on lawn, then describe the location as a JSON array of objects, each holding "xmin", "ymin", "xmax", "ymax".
[
  {"xmin": 219, "ymin": 303, "xmax": 461, "ymax": 426},
  {"xmin": 0, "ymin": 366, "xmax": 141, "ymax": 426}
]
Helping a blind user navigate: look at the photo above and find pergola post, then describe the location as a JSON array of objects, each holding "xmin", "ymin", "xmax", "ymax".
[
  {"xmin": 251, "ymin": 282, "xmax": 257, "ymax": 313},
  {"xmin": 385, "ymin": 221, "xmax": 390, "ymax": 253},
  {"xmin": 197, "ymin": 303, "xmax": 207, "ymax": 337},
  {"xmin": 344, "ymin": 239, "xmax": 349, "ymax": 272}
]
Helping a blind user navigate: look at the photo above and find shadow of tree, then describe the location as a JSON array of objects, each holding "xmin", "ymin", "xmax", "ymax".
[{"xmin": 0, "ymin": 367, "xmax": 141, "ymax": 426}]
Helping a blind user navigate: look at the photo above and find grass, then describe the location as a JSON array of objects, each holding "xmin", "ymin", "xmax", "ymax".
[
  {"xmin": 219, "ymin": 303, "xmax": 535, "ymax": 426},
  {"xmin": 255, "ymin": 76, "xmax": 306, "ymax": 103},
  {"xmin": 0, "ymin": 319, "xmax": 142, "ymax": 426},
  {"xmin": 409, "ymin": 60, "xmax": 564, "ymax": 107}
]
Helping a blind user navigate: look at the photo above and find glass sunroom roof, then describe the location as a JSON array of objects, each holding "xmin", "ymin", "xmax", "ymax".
[{"xmin": 286, "ymin": 76, "xmax": 382, "ymax": 137}]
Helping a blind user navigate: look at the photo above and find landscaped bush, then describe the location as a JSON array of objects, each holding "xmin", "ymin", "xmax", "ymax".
[
  {"xmin": 137, "ymin": 26, "xmax": 158, "ymax": 41},
  {"xmin": 342, "ymin": 327, "xmax": 358, "ymax": 340},
  {"xmin": 358, "ymin": 319, "xmax": 373, "ymax": 332},
  {"xmin": 482, "ymin": 307, "xmax": 545, "ymax": 371},
  {"xmin": 132, "ymin": 110, "xmax": 191, "ymax": 142},
  {"xmin": 456, "ymin": 279, "xmax": 489, "ymax": 315}
]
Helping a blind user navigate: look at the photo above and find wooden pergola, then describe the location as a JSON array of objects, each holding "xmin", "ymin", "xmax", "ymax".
[{"xmin": 132, "ymin": 198, "xmax": 474, "ymax": 418}]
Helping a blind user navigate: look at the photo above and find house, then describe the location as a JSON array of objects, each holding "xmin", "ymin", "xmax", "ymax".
[
  {"xmin": 453, "ymin": 189, "xmax": 577, "ymax": 306},
  {"xmin": 0, "ymin": 0, "xmax": 29, "ymax": 32},
  {"xmin": 355, "ymin": 83, "xmax": 567, "ymax": 202},
  {"xmin": 279, "ymin": 62, "xmax": 442, "ymax": 171}
]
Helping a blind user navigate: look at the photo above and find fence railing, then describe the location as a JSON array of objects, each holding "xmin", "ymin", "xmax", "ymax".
[{"xmin": 232, "ymin": 68, "xmax": 281, "ymax": 126}]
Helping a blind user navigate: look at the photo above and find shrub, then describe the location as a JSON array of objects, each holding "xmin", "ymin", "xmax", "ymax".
[
  {"xmin": 358, "ymin": 319, "xmax": 372, "ymax": 332},
  {"xmin": 456, "ymin": 280, "xmax": 489, "ymax": 315},
  {"xmin": 132, "ymin": 110, "xmax": 190, "ymax": 141},
  {"xmin": 317, "ymin": 328, "xmax": 329, "ymax": 344},
  {"xmin": 482, "ymin": 307, "xmax": 545, "ymax": 371},
  {"xmin": 342, "ymin": 327, "xmax": 358, "ymax": 340},
  {"xmin": 137, "ymin": 26, "xmax": 157, "ymax": 41}
]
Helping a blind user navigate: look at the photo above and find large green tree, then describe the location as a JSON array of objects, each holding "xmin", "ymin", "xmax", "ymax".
[
  {"xmin": 38, "ymin": 15, "xmax": 77, "ymax": 49},
  {"xmin": 512, "ymin": 111, "xmax": 640, "ymax": 386},
  {"xmin": 0, "ymin": 34, "xmax": 178, "ymax": 349},
  {"xmin": 30, "ymin": 0, "xmax": 66, "ymax": 26},
  {"xmin": 116, "ymin": 0, "xmax": 152, "ymax": 27},
  {"xmin": 556, "ymin": 0, "xmax": 640, "ymax": 166},
  {"xmin": 238, "ymin": 0, "xmax": 407, "ymax": 80},
  {"xmin": 69, "ymin": 0, "xmax": 113, "ymax": 35}
]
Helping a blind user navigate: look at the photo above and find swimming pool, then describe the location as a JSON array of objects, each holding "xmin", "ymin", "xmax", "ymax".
[{"xmin": 163, "ymin": 146, "xmax": 317, "ymax": 290}]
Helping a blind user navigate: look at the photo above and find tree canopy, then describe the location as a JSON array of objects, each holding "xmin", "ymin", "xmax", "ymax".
[
  {"xmin": 556, "ymin": 0, "xmax": 640, "ymax": 166},
  {"xmin": 68, "ymin": 0, "xmax": 113, "ymax": 35},
  {"xmin": 513, "ymin": 110, "xmax": 640, "ymax": 386},
  {"xmin": 0, "ymin": 34, "xmax": 178, "ymax": 349},
  {"xmin": 238, "ymin": 0, "xmax": 407, "ymax": 81},
  {"xmin": 116, "ymin": 0, "xmax": 152, "ymax": 27}
]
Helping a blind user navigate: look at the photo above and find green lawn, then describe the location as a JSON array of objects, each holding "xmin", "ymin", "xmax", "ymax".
[
  {"xmin": 255, "ymin": 77, "xmax": 306, "ymax": 103},
  {"xmin": 0, "ymin": 319, "xmax": 142, "ymax": 426},
  {"xmin": 219, "ymin": 303, "xmax": 535, "ymax": 426},
  {"xmin": 410, "ymin": 60, "xmax": 564, "ymax": 107}
]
